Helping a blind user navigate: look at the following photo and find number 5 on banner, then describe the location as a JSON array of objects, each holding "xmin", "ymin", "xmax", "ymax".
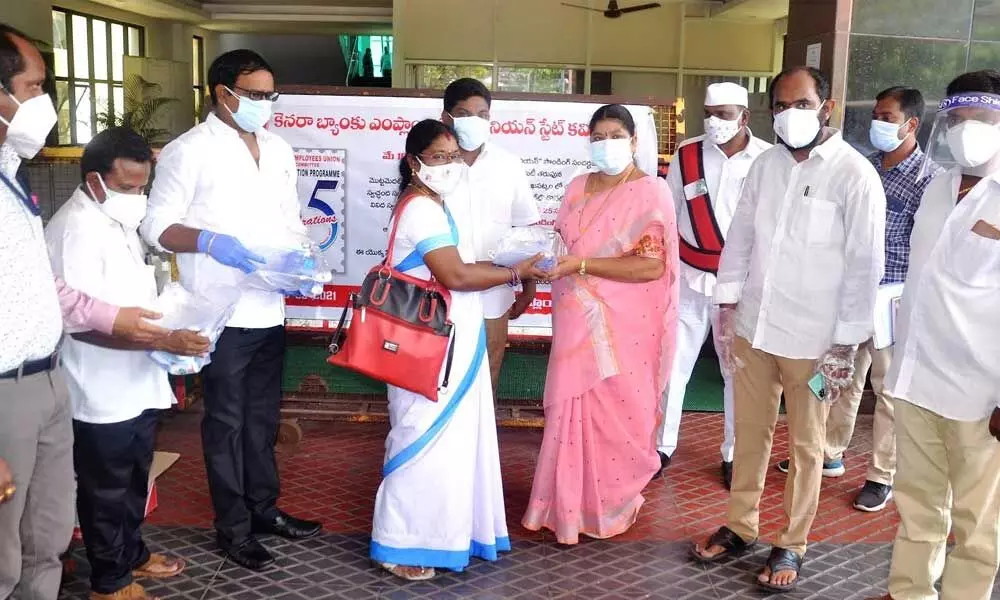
[{"xmin": 309, "ymin": 180, "xmax": 339, "ymax": 213}]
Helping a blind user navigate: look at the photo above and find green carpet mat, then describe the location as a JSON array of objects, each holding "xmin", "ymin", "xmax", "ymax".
[{"xmin": 283, "ymin": 346, "xmax": 726, "ymax": 412}]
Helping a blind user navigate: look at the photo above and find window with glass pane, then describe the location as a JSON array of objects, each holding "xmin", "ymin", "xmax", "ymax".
[
  {"xmin": 414, "ymin": 64, "xmax": 492, "ymax": 90},
  {"xmin": 192, "ymin": 36, "xmax": 205, "ymax": 125},
  {"xmin": 52, "ymin": 8, "xmax": 145, "ymax": 144},
  {"xmin": 497, "ymin": 67, "xmax": 572, "ymax": 94}
]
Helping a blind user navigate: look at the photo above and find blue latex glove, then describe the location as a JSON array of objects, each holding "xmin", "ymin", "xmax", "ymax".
[{"xmin": 197, "ymin": 231, "xmax": 265, "ymax": 273}]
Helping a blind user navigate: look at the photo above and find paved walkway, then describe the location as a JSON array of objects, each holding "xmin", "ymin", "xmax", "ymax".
[{"xmin": 57, "ymin": 412, "xmax": 999, "ymax": 599}]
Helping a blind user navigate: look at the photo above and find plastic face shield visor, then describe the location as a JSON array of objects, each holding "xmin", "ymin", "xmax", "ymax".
[{"xmin": 920, "ymin": 92, "xmax": 1000, "ymax": 180}]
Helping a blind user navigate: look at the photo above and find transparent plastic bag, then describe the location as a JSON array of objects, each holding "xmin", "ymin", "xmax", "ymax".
[
  {"xmin": 490, "ymin": 226, "xmax": 558, "ymax": 271},
  {"xmin": 147, "ymin": 282, "xmax": 242, "ymax": 375},
  {"xmin": 244, "ymin": 238, "xmax": 334, "ymax": 298}
]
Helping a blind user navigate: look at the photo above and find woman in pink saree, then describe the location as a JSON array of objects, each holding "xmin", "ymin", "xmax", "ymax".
[{"xmin": 522, "ymin": 104, "xmax": 679, "ymax": 544}]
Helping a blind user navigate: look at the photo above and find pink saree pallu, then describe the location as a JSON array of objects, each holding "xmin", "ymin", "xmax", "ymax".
[{"xmin": 522, "ymin": 174, "xmax": 679, "ymax": 545}]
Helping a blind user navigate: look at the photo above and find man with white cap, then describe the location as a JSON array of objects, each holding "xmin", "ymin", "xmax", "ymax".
[{"xmin": 655, "ymin": 81, "xmax": 771, "ymax": 489}]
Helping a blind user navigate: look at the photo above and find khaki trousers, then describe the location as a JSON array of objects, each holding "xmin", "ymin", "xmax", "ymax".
[
  {"xmin": 887, "ymin": 400, "xmax": 1000, "ymax": 600},
  {"xmin": 727, "ymin": 336, "xmax": 829, "ymax": 556},
  {"xmin": 824, "ymin": 339, "xmax": 896, "ymax": 485},
  {"xmin": 484, "ymin": 312, "xmax": 510, "ymax": 396},
  {"xmin": 0, "ymin": 369, "xmax": 76, "ymax": 600}
]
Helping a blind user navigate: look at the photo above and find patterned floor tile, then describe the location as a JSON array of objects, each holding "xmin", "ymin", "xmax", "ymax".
[{"xmin": 51, "ymin": 410, "xmax": 1000, "ymax": 598}]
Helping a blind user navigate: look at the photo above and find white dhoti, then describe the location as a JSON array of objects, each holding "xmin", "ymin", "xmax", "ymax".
[{"xmin": 657, "ymin": 282, "xmax": 735, "ymax": 461}]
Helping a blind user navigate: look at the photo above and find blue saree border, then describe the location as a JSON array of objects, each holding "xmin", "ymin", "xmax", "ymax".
[{"xmin": 370, "ymin": 536, "xmax": 511, "ymax": 572}]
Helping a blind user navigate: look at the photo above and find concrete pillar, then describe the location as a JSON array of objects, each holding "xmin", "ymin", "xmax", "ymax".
[{"xmin": 783, "ymin": 0, "xmax": 853, "ymax": 128}]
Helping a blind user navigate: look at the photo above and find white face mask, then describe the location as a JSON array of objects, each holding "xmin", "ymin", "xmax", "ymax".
[
  {"xmin": 946, "ymin": 120, "xmax": 1000, "ymax": 171},
  {"xmin": 0, "ymin": 89, "xmax": 58, "ymax": 159},
  {"xmin": 415, "ymin": 158, "xmax": 464, "ymax": 196},
  {"xmin": 87, "ymin": 174, "xmax": 148, "ymax": 230},
  {"xmin": 590, "ymin": 138, "xmax": 634, "ymax": 175},
  {"xmin": 773, "ymin": 107, "xmax": 823, "ymax": 149},
  {"xmin": 451, "ymin": 115, "xmax": 491, "ymax": 151},
  {"xmin": 704, "ymin": 114, "xmax": 743, "ymax": 146}
]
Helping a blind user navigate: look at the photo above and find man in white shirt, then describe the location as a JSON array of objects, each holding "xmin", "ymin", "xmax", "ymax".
[
  {"xmin": 868, "ymin": 69, "xmax": 1000, "ymax": 600},
  {"xmin": 440, "ymin": 78, "xmax": 540, "ymax": 393},
  {"xmin": 45, "ymin": 127, "xmax": 209, "ymax": 600},
  {"xmin": 141, "ymin": 50, "xmax": 321, "ymax": 571},
  {"xmin": 691, "ymin": 67, "xmax": 885, "ymax": 593},
  {"xmin": 0, "ymin": 23, "xmax": 183, "ymax": 599},
  {"xmin": 656, "ymin": 82, "xmax": 771, "ymax": 489}
]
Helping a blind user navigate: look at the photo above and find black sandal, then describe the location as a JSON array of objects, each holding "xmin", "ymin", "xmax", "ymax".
[
  {"xmin": 689, "ymin": 526, "xmax": 757, "ymax": 563},
  {"xmin": 756, "ymin": 547, "xmax": 803, "ymax": 593}
]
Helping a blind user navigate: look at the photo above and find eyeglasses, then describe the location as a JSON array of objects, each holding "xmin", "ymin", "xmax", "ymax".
[
  {"xmin": 230, "ymin": 86, "xmax": 280, "ymax": 102},
  {"xmin": 419, "ymin": 151, "xmax": 463, "ymax": 164}
]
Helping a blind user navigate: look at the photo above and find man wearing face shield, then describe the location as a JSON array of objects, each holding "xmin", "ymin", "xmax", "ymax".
[
  {"xmin": 440, "ymin": 78, "xmax": 540, "ymax": 395},
  {"xmin": 142, "ymin": 50, "xmax": 321, "ymax": 572},
  {"xmin": 656, "ymin": 82, "xmax": 771, "ymax": 489},
  {"xmin": 0, "ymin": 22, "xmax": 188, "ymax": 599},
  {"xmin": 691, "ymin": 66, "xmax": 886, "ymax": 593},
  {"xmin": 866, "ymin": 70, "xmax": 1000, "ymax": 600},
  {"xmin": 45, "ymin": 127, "xmax": 210, "ymax": 600}
]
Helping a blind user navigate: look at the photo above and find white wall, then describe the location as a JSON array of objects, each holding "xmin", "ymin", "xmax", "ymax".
[{"xmin": 215, "ymin": 33, "xmax": 348, "ymax": 86}]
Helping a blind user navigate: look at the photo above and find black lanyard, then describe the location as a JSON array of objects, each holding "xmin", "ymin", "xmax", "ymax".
[{"xmin": 0, "ymin": 169, "xmax": 40, "ymax": 217}]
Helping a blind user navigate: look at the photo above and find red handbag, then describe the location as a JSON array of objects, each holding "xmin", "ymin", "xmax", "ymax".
[{"xmin": 326, "ymin": 193, "xmax": 456, "ymax": 401}]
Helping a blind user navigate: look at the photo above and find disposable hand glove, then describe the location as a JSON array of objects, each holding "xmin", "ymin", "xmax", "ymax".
[
  {"xmin": 197, "ymin": 231, "xmax": 265, "ymax": 273},
  {"xmin": 716, "ymin": 305, "xmax": 744, "ymax": 375},
  {"xmin": 815, "ymin": 344, "xmax": 858, "ymax": 403}
]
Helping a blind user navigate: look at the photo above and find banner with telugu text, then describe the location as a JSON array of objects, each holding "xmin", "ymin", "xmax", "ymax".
[{"xmin": 269, "ymin": 94, "xmax": 658, "ymax": 337}]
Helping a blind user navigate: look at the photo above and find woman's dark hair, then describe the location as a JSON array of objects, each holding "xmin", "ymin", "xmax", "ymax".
[
  {"xmin": 397, "ymin": 119, "xmax": 456, "ymax": 195},
  {"xmin": 589, "ymin": 104, "xmax": 636, "ymax": 136}
]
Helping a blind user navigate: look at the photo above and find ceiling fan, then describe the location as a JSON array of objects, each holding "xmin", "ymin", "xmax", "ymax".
[{"xmin": 561, "ymin": 0, "xmax": 663, "ymax": 18}]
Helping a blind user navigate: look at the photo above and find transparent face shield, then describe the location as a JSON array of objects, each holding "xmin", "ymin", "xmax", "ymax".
[{"xmin": 920, "ymin": 92, "xmax": 1000, "ymax": 180}]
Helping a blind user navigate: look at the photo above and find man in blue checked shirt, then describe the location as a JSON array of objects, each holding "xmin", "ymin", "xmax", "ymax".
[{"xmin": 778, "ymin": 86, "xmax": 943, "ymax": 512}]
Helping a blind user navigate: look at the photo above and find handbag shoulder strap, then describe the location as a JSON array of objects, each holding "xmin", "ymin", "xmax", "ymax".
[
  {"xmin": 385, "ymin": 191, "xmax": 419, "ymax": 265},
  {"xmin": 385, "ymin": 190, "xmax": 449, "ymax": 281}
]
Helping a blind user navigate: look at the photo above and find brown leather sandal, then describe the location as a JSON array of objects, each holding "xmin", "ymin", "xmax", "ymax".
[{"xmin": 132, "ymin": 554, "xmax": 186, "ymax": 579}]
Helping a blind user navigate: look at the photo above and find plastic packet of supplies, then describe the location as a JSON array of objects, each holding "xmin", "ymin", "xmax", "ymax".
[
  {"xmin": 490, "ymin": 226, "xmax": 559, "ymax": 272},
  {"xmin": 147, "ymin": 282, "xmax": 242, "ymax": 375},
  {"xmin": 244, "ymin": 238, "xmax": 334, "ymax": 298}
]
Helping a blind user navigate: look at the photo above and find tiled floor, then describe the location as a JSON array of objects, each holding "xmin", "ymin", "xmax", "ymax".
[{"xmin": 58, "ymin": 412, "xmax": 1000, "ymax": 599}]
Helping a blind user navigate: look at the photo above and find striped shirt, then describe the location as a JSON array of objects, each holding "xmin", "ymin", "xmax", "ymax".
[{"xmin": 868, "ymin": 148, "xmax": 942, "ymax": 285}]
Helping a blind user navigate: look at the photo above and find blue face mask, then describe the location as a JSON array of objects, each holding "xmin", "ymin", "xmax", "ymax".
[
  {"xmin": 224, "ymin": 86, "xmax": 273, "ymax": 133},
  {"xmin": 869, "ymin": 119, "xmax": 908, "ymax": 153}
]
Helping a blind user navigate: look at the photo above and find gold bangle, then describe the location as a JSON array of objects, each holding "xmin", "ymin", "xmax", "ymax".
[{"xmin": 579, "ymin": 259, "xmax": 587, "ymax": 276}]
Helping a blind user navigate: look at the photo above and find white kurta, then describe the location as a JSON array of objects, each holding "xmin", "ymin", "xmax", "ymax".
[{"xmin": 370, "ymin": 194, "xmax": 509, "ymax": 570}]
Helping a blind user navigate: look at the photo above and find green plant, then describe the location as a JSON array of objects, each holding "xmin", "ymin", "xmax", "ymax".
[{"xmin": 96, "ymin": 74, "xmax": 178, "ymax": 144}]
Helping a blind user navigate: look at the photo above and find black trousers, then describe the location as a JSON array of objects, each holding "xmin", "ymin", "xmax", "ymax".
[
  {"xmin": 74, "ymin": 409, "xmax": 160, "ymax": 595},
  {"xmin": 201, "ymin": 326, "xmax": 285, "ymax": 544}
]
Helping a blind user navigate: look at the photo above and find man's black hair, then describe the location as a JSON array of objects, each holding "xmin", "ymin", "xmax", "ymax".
[
  {"xmin": 443, "ymin": 78, "xmax": 491, "ymax": 113},
  {"xmin": 0, "ymin": 23, "xmax": 31, "ymax": 90},
  {"xmin": 876, "ymin": 86, "xmax": 926, "ymax": 122},
  {"xmin": 768, "ymin": 66, "xmax": 832, "ymax": 107},
  {"xmin": 946, "ymin": 70, "xmax": 1000, "ymax": 96},
  {"xmin": 207, "ymin": 49, "xmax": 274, "ymax": 104},
  {"xmin": 80, "ymin": 127, "xmax": 153, "ymax": 184}
]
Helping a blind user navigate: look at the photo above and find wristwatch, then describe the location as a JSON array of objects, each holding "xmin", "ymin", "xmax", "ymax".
[{"xmin": 578, "ymin": 259, "xmax": 587, "ymax": 277}]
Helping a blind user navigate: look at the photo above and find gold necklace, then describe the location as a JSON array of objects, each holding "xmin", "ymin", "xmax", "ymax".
[{"xmin": 577, "ymin": 166, "xmax": 636, "ymax": 233}]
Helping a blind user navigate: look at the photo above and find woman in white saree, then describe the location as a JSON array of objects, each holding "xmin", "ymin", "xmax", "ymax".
[{"xmin": 370, "ymin": 119, "xmax": 546, "ymax": 581}]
